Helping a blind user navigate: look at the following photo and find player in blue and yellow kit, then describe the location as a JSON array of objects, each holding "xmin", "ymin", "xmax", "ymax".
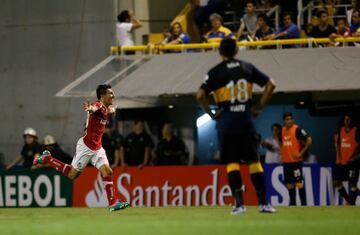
[{"xmin": 197, "ymin": 38, "xmax": 276, "ymax": 214}]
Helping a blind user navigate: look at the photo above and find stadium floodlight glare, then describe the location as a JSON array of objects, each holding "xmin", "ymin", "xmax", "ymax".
[{"xmin": 196, "ymin": 110, "xmax": 215, "ymax": 128}]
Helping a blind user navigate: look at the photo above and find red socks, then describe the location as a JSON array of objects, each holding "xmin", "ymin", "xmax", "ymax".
[
  {"xmin": 102, "ymin": 176, "xmax": 117, "ymax": 206},
  {"xmin": 46, "ymin": 156, "xmax": 71, "ymax": 177},
  {"xmin": 45, "ymin": 154, "xmax": 117, "ymax": 206}
]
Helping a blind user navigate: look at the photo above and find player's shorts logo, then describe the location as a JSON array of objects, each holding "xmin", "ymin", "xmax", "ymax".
[{"xmin": 77, "ymin": 162, "xmax": 82, "ymax": 168}]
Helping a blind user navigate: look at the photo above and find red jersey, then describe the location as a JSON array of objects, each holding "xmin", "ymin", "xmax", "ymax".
[{"xmin": 83, "ymin": 101, "xmax": 112, "ymax": 151}]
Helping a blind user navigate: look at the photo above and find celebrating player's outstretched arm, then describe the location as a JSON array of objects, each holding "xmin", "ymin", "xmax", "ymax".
[{"xmin": 83, "ymin": 101, "xmax": 97, "ymax": 113}]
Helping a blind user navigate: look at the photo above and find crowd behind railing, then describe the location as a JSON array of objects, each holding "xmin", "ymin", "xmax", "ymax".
[{"xmin": 113, "ymin": 0, "xmax": 360, "ymax": 54}]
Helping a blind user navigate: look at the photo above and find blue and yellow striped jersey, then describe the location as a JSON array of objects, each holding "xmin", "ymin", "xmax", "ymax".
[
  {"xmin": 205, "ymin": 26, "xmax": 235, "ymax": 43},
  {"xmin": 200, "ymin": 59, "xmax": 270, "ymax": 134}
]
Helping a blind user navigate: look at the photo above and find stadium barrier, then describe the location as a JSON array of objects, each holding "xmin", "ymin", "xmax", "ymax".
[
  {"xmin": 1, "ymin": 165, "xmax": 359, "ymax": 207},
  {"xmin": 110, "ymin": 37, "xmax": 360, "ymax": 54}
]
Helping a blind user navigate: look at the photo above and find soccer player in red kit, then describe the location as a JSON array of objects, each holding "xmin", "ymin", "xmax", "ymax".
[{"xmin": 33, "ymin": 84, "xmax": 130, "ymax": 212}]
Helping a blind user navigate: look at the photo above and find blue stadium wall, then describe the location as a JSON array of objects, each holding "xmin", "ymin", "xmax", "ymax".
[{"xmin": 197, "ymin": 105, "xmax": 340, "ymax": 164}]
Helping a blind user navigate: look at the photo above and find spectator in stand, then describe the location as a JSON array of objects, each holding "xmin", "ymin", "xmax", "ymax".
[
  {"xmin": 308, "ymin": 10, "xmax": 336, "ymax": 47},
  {"xmin": 193, "ymin": 0, "xmax": 227, "ymax": 37},
  {"xmin": 350, "ymin": 9, "xmax": 360, "ymax": 36},
  {"xmin": 251, "ymin": 14, "xmax": 274, "ymax": 40},
  {"xmin": 161, "ymin": 22, "xmax": 191, "ymax": 45},
  {"xmin": 318, "ymin": 0, "xmax": 337, "ymax": 26},
  {"xmin": 331, "ymin": 18, "xmax": 352, "ymax": 46},
  {"xmin": 204, "ymin": 13, "xmax": 235, "ymax": 43},
  {"xmin": 161, "ymin": 26, "xmax": 172, "ymax": 42},
  {"xmin": 116, "ymin": 10, "xmax": 142, "ymax": 54},
  {"xmin": 251, "ymin": 13, "xmax": 275, "ymax": 49},
  {"xmin": 334, "ymin": 18, "xmax": 352, "ymax": 36},
  {"xmin": 309, "ymin": 10, "xmax": 336, "ymax": 38},
  {"xmin": 267, "ymin": 12, "xmax": 301, "ymax": 48},
  {"xmin": 32, "ymin": 135, "xmax": 73, "ymax": 170},
  {"xmin": 237, "ymin": 1, "xmax": 258, "ymax": 40},
  {"xmin": 261, "ymin": 123, "xmax": 282, "ymax": 164},
  {"xmin": 155, "ymin": 123, "xmax": 188, "ymax": 166},
  {"xmin": 347, "ymin": 0, "xmax": 359, "ymax": 25},
  {"xmin": 121, "ymin": 120, "xmax": 154, "ymax": 171},
  {"xmin": 102, "ymin": 124, "xmax": 123, "ymax": 168},
  {"xmin": 6, "ymin": 128, "xmax": 42, "ymax": 170}
]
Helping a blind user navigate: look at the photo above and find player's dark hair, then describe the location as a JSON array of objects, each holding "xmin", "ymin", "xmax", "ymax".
[
  {"xmin": 96, "ymin": 84, "xmax": 112, "ymax": 99},
  {"xmin": 316, "ymin": 10, "xmax": 328, "ymax": 18},
  {"xmin": 219, "ymin": 37, "xmax": 237, "ymax": 58},
  {"xmin": 271, "ymin": 123, "xmax": 282, "ymax": 130},
  {"xmin": 257, "ymin": 13, "xmax": 271, "ymax": 26},
  {"xmin": 283, "ymin": 112, "xmax": 293, "ymax": 120},
  {"xmin": 118, "ymin": 10, "xmax": 130, "ymax": 23}
]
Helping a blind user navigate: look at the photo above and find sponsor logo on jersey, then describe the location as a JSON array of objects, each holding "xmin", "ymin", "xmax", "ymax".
[
  {"xmin": 283, "ymin": 136, "xmax": 293, "ymax": 146},
  {"xmin": 226, "ymin": 61, "xmax": 240, "ymax": 69}
]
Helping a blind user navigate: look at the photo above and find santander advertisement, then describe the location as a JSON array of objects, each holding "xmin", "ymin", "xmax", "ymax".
[
  {"xmin": 73, "ymin": 165, "xmax": 360, "ymax": 207},
  {"xmin": 73, "ymin": 166, "xmax": 258, "ymax": 207}
]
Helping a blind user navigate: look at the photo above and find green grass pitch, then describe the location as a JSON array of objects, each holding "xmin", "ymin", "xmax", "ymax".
[{"xmin": 0, "ymin": 206, "xmax": 359, "ymax": 235}]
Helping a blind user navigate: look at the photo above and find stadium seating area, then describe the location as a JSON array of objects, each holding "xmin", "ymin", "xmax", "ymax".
[{"xmin": 114, "ymin": 0, "xmax": 360, "ymax": 54}]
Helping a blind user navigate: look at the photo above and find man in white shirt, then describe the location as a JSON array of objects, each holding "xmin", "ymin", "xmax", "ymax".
[
  {"xmin": 116, "ymin": 10, "xmax": 142, "ymax": 54},
  {"xmin": 262, "ymin": 123, "xmax": 282, "ymax": 164}
]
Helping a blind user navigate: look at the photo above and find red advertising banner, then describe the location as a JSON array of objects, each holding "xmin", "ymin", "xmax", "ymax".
[{"xmin": 73, "ymin": 165, "xmax": 258, "ymax": 207}]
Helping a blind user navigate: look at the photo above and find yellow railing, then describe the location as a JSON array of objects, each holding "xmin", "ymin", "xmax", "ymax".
[{"xmin": 111, "ymin": 37, "xmax": 360, "ymax": 54}]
